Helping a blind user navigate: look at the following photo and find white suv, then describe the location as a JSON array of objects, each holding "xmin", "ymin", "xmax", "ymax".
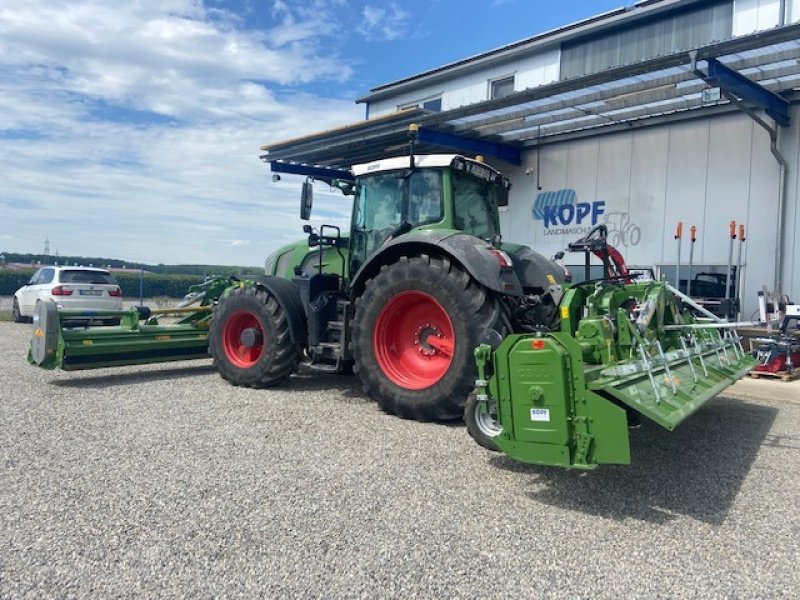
[{"xmin": 13, "ymin": 266, "xmax": 123, "ymax": 322}]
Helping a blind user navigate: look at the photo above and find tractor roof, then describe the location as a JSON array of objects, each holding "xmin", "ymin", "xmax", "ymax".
[{"xmin": 351, "ymin": 154, "xmax": 503, "ymax": 178}]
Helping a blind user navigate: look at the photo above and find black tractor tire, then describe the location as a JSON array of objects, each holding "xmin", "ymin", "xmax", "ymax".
[
  {"xmin": 12, "ymin": 298, "xmax": 29, "ymax": 323},
  {"xmin": 464, "ymin": 391, "xmax": 501, "ymax": 452},
  {"xmin": 210, "ymin": 286, "xmax": 302, "ymax": 387},
  {"xmin": 351, "ymin": 254, "xmax": 503, "ymax": 421}
]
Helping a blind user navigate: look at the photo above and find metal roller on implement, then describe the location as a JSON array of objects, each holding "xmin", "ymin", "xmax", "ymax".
[
  {"xmin": 27, "ymin": 277, "xmax": 229, "ymax": 371},
  {"xmin": 468, "ymin": 280, "xmax": 756, "ymax": 469}
]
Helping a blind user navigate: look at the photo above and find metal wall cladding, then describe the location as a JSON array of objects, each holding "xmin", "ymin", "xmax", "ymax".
[
  {"xmin": 500, "ymin": 108, "xmax": 800, "ymax": 318},
  {"xmin": 733, "ymin": 0, "xmax": 794, "ymax": 36},
  {"xmin": 561, "ymin": 2, "xmax": 734, "ymax": 80}
]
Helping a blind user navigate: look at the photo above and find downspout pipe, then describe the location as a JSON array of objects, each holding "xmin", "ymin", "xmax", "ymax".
[
  {"xmin": 720, "ymin": 92, "xmax": 788, "ymax": 295},
  {"xmin": 691, "ymin": 53, "xmax": 789, "ymax": 294}
]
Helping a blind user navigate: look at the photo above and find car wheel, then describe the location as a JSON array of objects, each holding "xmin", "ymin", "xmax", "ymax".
[{"xmin": 12, "ymin": 298, "xmax": 30, "ymax": 323}]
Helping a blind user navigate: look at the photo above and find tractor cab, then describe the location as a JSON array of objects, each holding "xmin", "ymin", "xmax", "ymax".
[
  {"xmin": 271, "ymin": 154, "xmax": 511, "ymax": 286},
  {"xmin": 270, "ymin": 154, "xmax": 513, "ymax": 374},
  {"xmin": 347, "ymin": 155, "xmax": 510, "ymax": 278}
]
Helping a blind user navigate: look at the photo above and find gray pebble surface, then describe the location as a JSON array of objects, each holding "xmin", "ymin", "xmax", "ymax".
[{"xmin": 1, "ymin": 321, "xmax": 799, "ymax": 598}]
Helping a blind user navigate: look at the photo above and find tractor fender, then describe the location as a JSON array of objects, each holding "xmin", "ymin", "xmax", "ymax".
[
  {"xmin": 503, "ymin": 244, "xmax": 568, "ymax": 291},
  {"xmin": 349, "ymin": 230, "xmax": 523, "ymax": 297},
  {"xmin": 248, "ymin": 275, "xmax": 308, "ymax": 346}
]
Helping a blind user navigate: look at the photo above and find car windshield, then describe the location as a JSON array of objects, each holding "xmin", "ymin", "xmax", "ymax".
[{"xmin": 58, "ymin": 270, "xmax": 116, "ymax": 285}]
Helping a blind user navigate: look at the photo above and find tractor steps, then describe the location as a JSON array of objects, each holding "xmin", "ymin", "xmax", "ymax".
[{"xmin": 307, "ymin": 299, "xmax": 351, "ymax": 374}]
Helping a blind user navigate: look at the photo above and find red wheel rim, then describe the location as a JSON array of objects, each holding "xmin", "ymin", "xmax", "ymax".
[
  {"xmin": 222, "ymin": 310, "xmax": 264, "ymax": 368},
  {"xmin": 373, "ymin": 291, "xmax": 455, "ymax": 390}
]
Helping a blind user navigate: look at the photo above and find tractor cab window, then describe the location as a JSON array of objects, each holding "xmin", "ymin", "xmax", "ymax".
[
  {"xmin": 453, "ymin": 172, "xmax": 499, "ymax": 241},
  {"xmin": 351, "ymin": 170, "xmax": 444, "ymax": 272}
]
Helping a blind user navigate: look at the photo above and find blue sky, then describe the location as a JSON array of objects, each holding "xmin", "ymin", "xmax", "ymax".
[{"xmin": 0, "ymin": 0, "xmax": 627, "ymax": 266}]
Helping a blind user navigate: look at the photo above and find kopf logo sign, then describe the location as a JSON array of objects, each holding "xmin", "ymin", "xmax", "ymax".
[
  {"xmin": 533, "ymin": 189, "xmax": 605, "ymax": 228},
  {"xmin": 542, "ymin": 201, "xmax": 606, "ymax": 227},
  {"xmin": 532, "ymin": 189, "xmax": 605, "ymax": 236}
]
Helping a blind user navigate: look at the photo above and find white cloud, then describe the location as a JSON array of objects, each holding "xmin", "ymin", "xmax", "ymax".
[
  {"xmin": 0, "ymin": 0, "xmax": 364, "ymax": 266},
  {"xmin": 358, "ymin": 3, "xmax": 410, "ymax": 41}
]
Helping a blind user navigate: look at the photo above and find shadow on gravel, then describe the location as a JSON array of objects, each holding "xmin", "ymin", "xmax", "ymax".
[
  {"xmin": 489, "ymin": 398, "xmax": 777, "ymax": 525},
  {"xmin": 51, "ymin": 364, "xmax": 217, "ymax": 388},
  {"xmin": 290, "ymin": 372, "xmax": 362, "ymax": 395},
  {"xmin": 50, "ymin": 364, "xmax": 368, "ymax": 400}
]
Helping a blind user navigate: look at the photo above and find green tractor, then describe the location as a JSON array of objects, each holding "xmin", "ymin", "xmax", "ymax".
[
  {"xmin": 27, "ymin": 138, "xmax": 755, "ymax": 467},
  {"xmin": 210, "ymin": 152, "xmax": 568, "ymax": 421}
]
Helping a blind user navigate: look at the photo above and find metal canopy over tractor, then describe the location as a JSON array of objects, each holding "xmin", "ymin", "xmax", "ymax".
[{"xmin": 261, "ymin": 25, "xmax": 800, "ymax": 170}]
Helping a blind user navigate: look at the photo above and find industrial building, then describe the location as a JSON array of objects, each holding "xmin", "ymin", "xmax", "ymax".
[{"xmin": 263, "ymin": 0, "xmax": 800, "ymax": 317}]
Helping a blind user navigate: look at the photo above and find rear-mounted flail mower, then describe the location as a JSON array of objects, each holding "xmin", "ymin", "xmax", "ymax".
[{"xmin": 28, "ymin": 277, "xmax": 228, "ymax": 371}]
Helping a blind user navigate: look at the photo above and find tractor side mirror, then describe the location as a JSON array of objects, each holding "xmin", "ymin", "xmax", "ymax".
[
  {"xmin": 300, "ymin": 181, "xmax": 313, "ymax": 220},
  {"xmin": 497, "ymin": 186, "xmax": 509, "ymax": 208}
]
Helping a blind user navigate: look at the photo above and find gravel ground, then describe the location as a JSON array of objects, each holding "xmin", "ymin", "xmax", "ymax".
[{"xmin": 1, "ymin": 321, "xmax": 799, "ymax": 598}]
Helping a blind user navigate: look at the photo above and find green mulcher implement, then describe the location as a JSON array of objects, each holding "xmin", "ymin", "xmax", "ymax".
[
  {"xmin": 464, "ymin": 254, "xmax": 755, "ymax": 469},
  {"xmin": 28, "ymin": 277, "xmax": 229, "ymax": 371}
]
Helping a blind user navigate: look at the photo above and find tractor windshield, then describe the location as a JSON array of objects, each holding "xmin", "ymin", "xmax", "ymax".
[
  {"xmin": 452, "ymin": 171, "xmax": 501, "ymax": 241},
  {"xmin": 350, "ymin": 169, "xmax": 444, "ymax": 270}
]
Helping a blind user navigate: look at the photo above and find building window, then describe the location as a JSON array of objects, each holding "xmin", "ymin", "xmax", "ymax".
[
  {"xmin": 490, "ymin": 75, "xmax": 515, "ymax": 99},
  {"xmin": 422, "ymin": 97, "xmax": 442, "ymax": 112},
  {"xmin": 399, "ymin": 95, "xmax": 442, "ymax": 113}
]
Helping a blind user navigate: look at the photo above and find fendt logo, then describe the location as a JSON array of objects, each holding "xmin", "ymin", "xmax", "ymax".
[{"xmin": 532, "ymin": 189, "xmax": 605, "ymax": 235}]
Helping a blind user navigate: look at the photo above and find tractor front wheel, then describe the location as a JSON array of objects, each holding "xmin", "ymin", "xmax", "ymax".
[
  {"xmin": 351, "ymin": 255, "xmax": 502, "ymax": 421},
  {"xmin": 210, "ymin": 286, "xmax": 301, "ymax": 387}
]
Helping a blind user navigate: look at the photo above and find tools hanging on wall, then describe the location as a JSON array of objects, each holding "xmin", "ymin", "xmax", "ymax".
[
  {"xmin": 687, "ymin": 225, "xmax": 697, "ymax": 297},
  {"xmin": 673, "ymin": 219, "xmax": 746, "ymax": 321},
  {"xmin": 674, "ymin": 221, "xmax": 683, "ymax": 289},
  {"xmin": 736, "ymin": 223, "xmax": 746, "ymax": 321},
  {"xmin": 725, "ymin": 220, "xmax": 737, "ymax": 305}
]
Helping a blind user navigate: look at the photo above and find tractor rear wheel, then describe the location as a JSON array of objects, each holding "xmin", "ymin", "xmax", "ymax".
[
  {"xmin": 351, "ymin": 255, "xmax": 502, "ymax": 421},
  {"xmin": 210, "ymin": 286, "xmax": 301, "ymax": 387}
]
